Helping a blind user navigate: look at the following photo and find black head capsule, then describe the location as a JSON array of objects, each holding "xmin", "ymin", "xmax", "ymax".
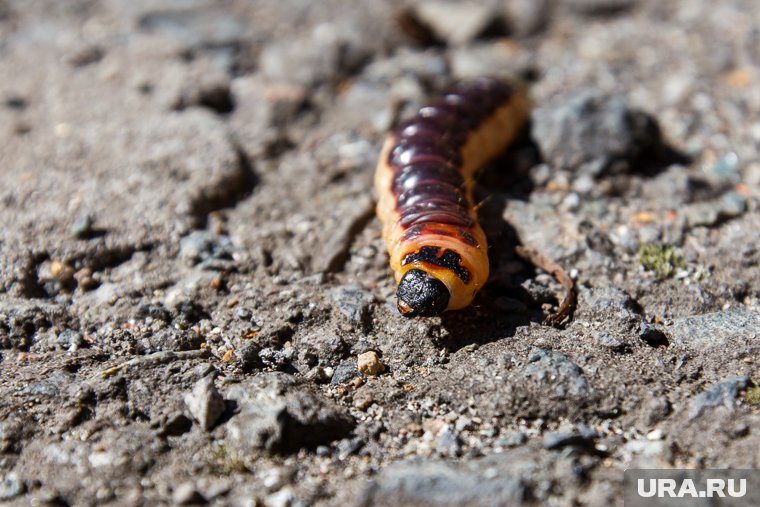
[{"xmin": 396, "ymin": 269, "xmax": 450, "ymax": 317}]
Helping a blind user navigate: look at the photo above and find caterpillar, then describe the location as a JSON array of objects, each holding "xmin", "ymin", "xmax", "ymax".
[{"xmin": 374, "ymin": 77, "xmax": 531, "ymax": 317}]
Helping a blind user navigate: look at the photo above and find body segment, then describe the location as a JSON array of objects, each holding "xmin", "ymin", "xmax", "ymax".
[{"xmin": 374, "ymin": 78, "xmax": 531, "ymax": 316}]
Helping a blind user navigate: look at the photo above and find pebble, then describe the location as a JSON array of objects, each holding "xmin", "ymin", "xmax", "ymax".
[
  {"xmin": 56, "ymin": 328, "xmax": 84, "ymax": 351},
  {"xmin": 644, "ymin": 396, "xmax": 671, "ymax": 426},
  {"xmin": 523, "ymin": 348, "xmax": 592, "ymax": 398},
  {"xmin": 184, "ymin": 376, "xmax": 225, "ymax": 431},
  {"xmin": 138, "ymin": 8, "xmax": 246, "ymax": 50},
  {"xmin": 71, "ymin": 214, "xmax": 95, "ymax": 239},
  {"xmin": 434, "ymin": 425, "xmax": 461, "ymax": 457},
  {"xmin": 689, "ymin": 376, "xmax": 749, "ymax": 419},
  {"xmin": 667, "ymin": 308, "xmax": 760, "ymax": 351},
  {"xmin": 330, "ymin": 284, "xmax": 375, "ymax": 324},
  {"xmin": 494, "ymin": 432, "xmax": 527, "ymax": 448},
  {"xmin": 259, "ymin": 28, "xmax": 342, "ymax": 87},
  {"xmin": 593, "ymin": 330, "xmax": 625, "ymax": 350},
  {"xmin": 172, "ymin": 482, "xmax": 206, "ymax": 505},
  {"xmin": 504, "ymin": 0, "xmax": 552, "ymax": 37},
  {"xmin": 330, "ymin": 360, "xmax": 362, "ymax": 385},
  {"xmin": 179, "ymin": 230, "xmax": 233, "ymax": 267},
  {"xmin": 0, "ymin": 472, "xmax": 24, "ymax": 500},
  {"xmin": 532, "ymin": 92, "xmax": 663, "ymax": 177},
  {"xmin": 264, "ymin": 487, "xmax": 295, "ymax": 507},
  {"xmin": 225, "ymin": 373, "xmax": 354, "ymax": 453},
  {"xmin": 410, "ymin": 2, "xmax": 498, "ymax": 45},
  {"xmin": 357, "ymin": 351, "xmax": 385, "ymax": 376},
  {"xmin": 683, "ymin": 191, "xmax": 746, "ymax": 228},
  {"xmin": 359, "ymin": 449, "xmax": 555, "ymax": 506}
]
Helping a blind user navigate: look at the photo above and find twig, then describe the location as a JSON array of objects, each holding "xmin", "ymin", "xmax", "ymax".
[
  {"xmin": 515, "ymin": 245, "xmax": 576, "ymax": 327},
  {"xmin": 99, "ymin": 349, "xmax": 210, "ymax": 378}
]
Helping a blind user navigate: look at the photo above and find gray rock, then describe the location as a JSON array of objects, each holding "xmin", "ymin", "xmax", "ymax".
[
  {"xmin": 138, "ymin": 8, "xmax": 246, "ymax": 49},
  {"xmin": 179, "ymin": 230, "xmax": 233, "ymax": 266},
  {"xmin": 644, "ymin": 396, "xmax": 671, "ymax": 426},
  {"xmin": 56, "ymin": 328, "xmax": 84, "ymax": 350},
  {"xmin": 411, "ymin": 2, "xmax": 498, "ymax": 45},
  {"xmin": 330, "ymin": 284, "xmax": 375, "ymax": 324},
  {"xmin": 593, "ymin": 330, "xmax": 625, "ymax": 350},
  {"xmin": 357, "ymin": 448, "xmax": 562, "ymax": 507},
  {"xmin": 225, "ymin": 373, "xmax": 354, "ymax": 454},
  {"xmin": 667, "ymin": 308, "xmax": 760, "ymax": 351},
  {"xmin": 543, "ymin": 428, "xmax": 596, "ymax": 450},
  {"xmin": 494, "ymin": 431, "xmax": 527, "ymax": 448},
  {"xmin": 435, "ymin": 425, "xmax": 461, "ymax": 457},
  {"xmin": 259, "ymin": 30, "xmax": 343, "ymax": 87},
  {"xmin": 532, "ymin": 92, "xmax": 662, "ymax": 176},
  {"xmin": 683, "ymin": 191, "xmax": 747, "ymax": 228},
  {"xmin": 172, "ymin": 482, "xmax": 206, "ymax": 505},
  {"xmin": 0, "ymin": 472, "xmax": 25, "ymax": 500},
  {"xmin": 330, "ymin": 360, "xmax": 362, "ymax": 385},
  {"xmin": 184, "ymin": 376, "xmax": 225, "ymax": 431},
  {"xmin": 503, "ymin": 199, "xmax": 585, "ymax": 263},
  {"xmin": 524, "ymin": 348, "xmax": 592, "ymax": 398},
  {"xmin": 689, "ymin": 376, "xmax": 749, "ymax": 419},
  {"xmin": 71, "ymin": 214, "xmax": 95, "ymax": 239},
  {"xmin": 450, "ymin": 43, "xmax": 533, "ymax": 81},
  {"xmin": 504, "ymin": 0, "xmax": 552, "ymax": 37}
]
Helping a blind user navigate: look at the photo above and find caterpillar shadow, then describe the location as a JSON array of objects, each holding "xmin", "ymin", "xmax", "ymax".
[{"xmin": 437, "ymin": 135, "xmax": 546, "ymax": 352}]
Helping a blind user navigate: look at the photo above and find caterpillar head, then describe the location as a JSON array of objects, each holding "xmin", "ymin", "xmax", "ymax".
[{"xmin": 396, "ymin": 269, "xmax": 449, "ymax": 317}]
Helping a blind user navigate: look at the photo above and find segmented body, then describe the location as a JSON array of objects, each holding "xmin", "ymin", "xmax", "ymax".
[{"xmin": 374, "ymin": 78, "xmax": 530, "ymax": 316}]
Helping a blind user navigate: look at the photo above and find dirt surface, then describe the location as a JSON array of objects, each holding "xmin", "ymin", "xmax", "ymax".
[{"xmin": 1, "ymin": 0, "xmax": 759, "ymax": 505}]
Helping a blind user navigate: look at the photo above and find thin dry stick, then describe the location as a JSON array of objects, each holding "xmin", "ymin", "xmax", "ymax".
[{"xmin": 515, "ymin": 245, "xmax": 576, "ymax": 327}]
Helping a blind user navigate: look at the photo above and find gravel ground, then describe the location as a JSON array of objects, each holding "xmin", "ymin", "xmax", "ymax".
[{"xmin": 1, "ymin": 0, "xmax": 759, "ymax": 505}]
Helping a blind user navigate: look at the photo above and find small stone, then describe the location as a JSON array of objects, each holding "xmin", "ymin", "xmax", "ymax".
[
  {"xmin": 172, "ymin": 482, "xmax": 206, "ymax": 505},
  {"xmin": 667, "ymin": 308, "xmax": 760, "ymax": 352},
  {"xmin": 353, "ymin": 391, "xmax": 374, "ymax": 410},
  {"xmin": 71, "ymin": 214, "xmax": 95, "ymax": 239},
  {"xmin": 495, "ymin": 432, "xmax": 527, "ymax": 448},
  {"xmin": 644, "ymin": 396, "xmax": 671, "ymax": 426},
  {"xmin": 532, "ymin": 92, "xmax": 663, "ymax": 177},
  {"xmin": 593, "ymin": 330, "xmax": 625, "ymax": 350},
  {"xmin": 180, "ymin": 231, "xmax": 230, "ymax": 266},
  {"xmin": 330, "ymin": 284, "xmax": 375, "ymax": 324},
  {"xmin": 683, "ymin": 191, "xmax": 747, "ymax": 227},
  {"xmin": 330, "ymin": 361, "xmax": 361, "ymax": 385},
  {"xmin": 0, "ymin": 472, "xmax": 25, "ymax": 500},
  {"xmin": 264, "ymin": 487, "xmax": 294, "ymax": 507},
  {"xmin": 56, "ymin": 329, "xmax": 84, "ymax": 351},
  {"xmin": 411, "ymin": 1, "xmax": 498, "ymax": 45},
  {"xmin": 689, "ymin": 376, "xmax": 749, "ymax": 419},
  {"xmin": 357, "ymin": 351, "xmax": 385, "ymax": 376},
  {"xmin": 138, "ymin": 8, "xmax": 246, "ymax": 50},
  {"xmin": 435, "ymin": 425, "xmax": 461, "ymax": 457},
  {"xmin": 524, "ymin": 349, "xmax": 592, "ymax": 398},
  {"xmin": 160, "ymin": 413, "xmax": 193, "ymax": 437},
  {"xmin": 184, "ymin": 376, "xmax": 225, "ymax": 431},
  {"xmin": 225, "ymin": 374, "xmax": 354, "ymax": 454},
  {"xmin": 503, "ymin": 0, "xmax": 551, "ymax": 37}
]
